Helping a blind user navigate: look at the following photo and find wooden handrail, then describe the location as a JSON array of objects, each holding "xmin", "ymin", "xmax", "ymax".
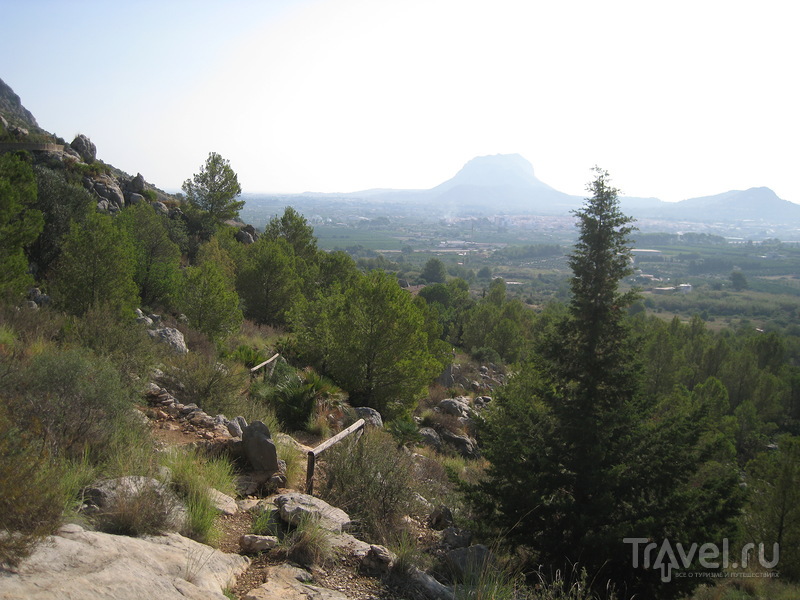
[
  {"xmin": 250, "ymin": 353, "xmax": 279, "ymax": 376},
  {"xmin": 305, "ymin": 418, "xmax": 365, "ymax": 495}
]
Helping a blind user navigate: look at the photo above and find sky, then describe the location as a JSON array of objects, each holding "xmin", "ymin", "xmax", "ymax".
[{"xmin": 2, "ymin": 0, "xmax": 798, "ymax": 203}]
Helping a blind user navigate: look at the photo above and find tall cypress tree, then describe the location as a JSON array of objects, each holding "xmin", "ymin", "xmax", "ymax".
[{"xmin": 477, "ymin": 169, "xmax": 743, "ymax": 598}]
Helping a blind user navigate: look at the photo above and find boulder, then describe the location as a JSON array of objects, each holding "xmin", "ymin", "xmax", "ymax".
[
  {"xmin": 239, "ymin": 534, "xmax": 279, "ymax": 553},
  {"xmin": 147, "ymin": 327, "xmax": 189, "ymax": 355},
  {"xmin": 438, "ymin": 397, "xmax": 471, "ymax": 419},
  {"xmin": 128, "ymin": 192, "xmax": 145, "ymax": 204},
  {"xmin": 235, "ymin": 229, "xmax": 255, "ymax": 244},
  {"xmin": 354, "ymin": 406, "xmax": 383, "ymax": 428},
  {"xmin": 360, "ymin": 544, "xmax": 395, "ymax": 575},
  {"xmin": 0, "ymin": 523, "xmax": 249, "ymax": 600},
  {"xmin": 208, "ymin": 488, "xmax": 237, "ymax": 516},
  {"xmin": 439, "ymin": 429, "xmax": 479, "ymax": 459},
  {"xmin": 81, "ymin": 476, "xmax": 186, "ymax": 531},
  {"xmin": 226, "ymin": 419, "xmax": 243, "ymax": 438},
  {"xmin": 152, "ymin": 200, "xmax": 169, "ymax": 215},
  {"xmin": 442, "ymin": 527, "xmax": 472, "ymax": 549},
  {"xmin": 428, "ymin": 505, "xmax": 454, "ymax": 530},
  {"xmin": 242, "ymin": 421, "xmax": 279, "ymax": 473},
  {"xmin": 274, "ymin": 493, "xmax": 353, "ymax": 533},
  {"xmin": 418, "ymin": 427, "xmax": 442, "ymax": 451},
  {"xmin": 130, "ymin": 172, "xmax": 146, "ymax": 193},
  {"xmin": 70, "ymin": 133, "xmax": 96, "ymax": 163}
]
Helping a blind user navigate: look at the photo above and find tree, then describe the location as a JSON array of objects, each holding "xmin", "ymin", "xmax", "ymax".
[
  {"xmin": 730, "ymin": 269, "xmax": 748, "ymax": 291},
  {"xmin": 476, "ymin": 169, "xmax": 743, "ymax": 598},
  {"xmin": 292, "ymin": 270, "xmax": 447, "ymax": 418},
  {"xmin": 421, "ymin": 257, "xmax": 447, "ymax": 283},
  {"xmin": 49, "ymin": 212, "xmax": 139, "ymax": 316},
  {"xmin": 117, "ymin": 203, "xmax": 181, "ymax": 308},
  {"xmin": 182, "ymin": 152, "xmax": 243, "ymax": 223},
  {"xmin": 181, "ymin": 260, "xmax": 242, "ymax": 342},
  {"xmin": 0, "ymin": 153, "xmax": 43, "ymax": 298},
  {"xmin": 264, "ymin": 207, "xmax": 318, "ymax": 263},
  {"xmin": 237, "ymin": 237, "xmax": 301, "ymax": 326}
]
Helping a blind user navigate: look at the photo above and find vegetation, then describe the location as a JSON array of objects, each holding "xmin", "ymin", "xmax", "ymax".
[{"xmin": 182, "ymin": 152, "xmax": 244, "ymax": 223}]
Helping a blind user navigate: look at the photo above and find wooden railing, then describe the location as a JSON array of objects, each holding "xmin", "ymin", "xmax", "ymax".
[
  {"xmin": 305, "ymin": 418, "xmax": 365, "ymax": 495},
  {"xmin": 249, "ymin": 353, "xmax": 280, "ymax": 378}
]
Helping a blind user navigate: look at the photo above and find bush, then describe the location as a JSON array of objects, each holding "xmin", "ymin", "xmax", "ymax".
[
  {"xmin": 279, "ymin": 512, "xmax": 334, "ymax": 566},
  {"xmin": 471, "ymin": 346, "xmax": 502, "ymax": 366},
  {"xmin": 163, "ymin": 353, "xmax": 249, "ymax": 418},
  {"xmin": 93, "ymin": 482, "xmax": 178, "ymax": 537},
  {"xmin": 12, "ymin": 347, "xmax": 135, "ymax": 458},
  {"xmin": 319, "ymin": 428, "xmax": 414, "ymax": 543},
  {"xmin": 0, "ymin": 410, "xmax": 64, "ymax": 566}
]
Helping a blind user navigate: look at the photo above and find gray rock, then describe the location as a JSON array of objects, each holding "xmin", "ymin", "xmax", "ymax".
[
  {"xmin": 354, "ymin": 406, "xmax": 383, "ymax": 428},
  {"xmin": 152, "ymin": 200, "xmax": 169, "ymax": 215},
  {"xmin": 0, "ymin": 524, "xmax": 249, "ymax": 600},
  {"xmin": 129, "ymin": 172, "xmax": 145, "ymax": 193},
  {"xmin": 128, "ymin": 192, "xmax": 145, "ymax": 204},
  {"xmin": 445, "ymin": 544, "xmax": 491, "ymax": 581},
  {"xmin": 240, "ymin": 534, "xmax": 279, "ymax": 553},
  {"xmin": 439, "ymin": 397, "xmax": 471, "ymax": 418},
  {"xmin": 428, "ymin": 505, "xmax": 453, "ymax": 530},
  {"xmin": 208, "ymin": 488, "xmax": 238, "ymax": 516},
  {"xmin": 147, "ymin": 327, "xmax": 189, "ymax": 355},
  {"xmin": 242, "ymin": 420, "xmax": 279, "ymax": 472},
  {"xmin": 235, "ymin": 229, "xmax": 255, "ymax": 244},
  {"xmin": 439, "ymin": 429, "xmax": 479, "ymax": 459},
  {"xmin": 409, "ymin": 567, "xmax": 455, "ymax": 600},
  {"xmin": 419, "ymin": 427, "xmax": 442, "ymax": 451},
  {"xmin": 244, "ymin": 564, "xmax": 348, "ymax": 600},
  {"xmin": 137, "ymin": 315, "xmax": 154, "ymax": 327},
  {"xmin": 226, "ymin": 419, "xmax": 243, "ymax": 438},
  {"xmin": 234, "ymin": 415, "xmax": 248, "ymax": 430},
  {"xmin": 274, "ymin": 492, "xmax": 353, "ymax": 533},
  {"xmin": 81, "ymin": 476, "xmax": 186, "ymax": 531},
  {"xmin": 360, "ymin": 544, "xmax": 395, "ymax": 575},
  {"xmin": 70, "ymin": 134, "xmax": 96, "ymax": 163},
  {"xmin": 442, "ymin": 527, "xmax": 472, "ymax": 549}
]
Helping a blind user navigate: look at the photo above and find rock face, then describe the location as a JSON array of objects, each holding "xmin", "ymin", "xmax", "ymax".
[
  {"xmin": 71, "ymin": 133, "xmax": 97, "ymax": 163},
  {"xmin": 241, "ymin": 421, "xmax": 279, "ymax": 472},
  {"xmin": 0, "ymin": 523, "xmax": 249, "ymax": 600}
]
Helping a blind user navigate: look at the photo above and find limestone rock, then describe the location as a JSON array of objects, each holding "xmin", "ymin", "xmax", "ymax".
[
  {"xmin": 438, "ymin": 397, "xmax": 471, "ymax": 419},
  {"xmin": 439, "ymin": 429, "xmax": 479, "ymax": 459},
  {"xmin": 152, "ymin": 201, "xmax": 169, "ymax": 215},
  {"xmin": 81, "ymin": 476, "xmax": 186, "ymax": 531},
  {"xmin": 274, "ymin": 493, "xmax": 353, "ymax": 533},
  {"xmin": 354, "ymin": 406, "xmax": 383, "ymax": 429},
  {"xmin": 130, "ymin": 172, "xmax": 146, "ymax": 193},
  {"xmin": 208, "ymin": 488, "xmax": 237, "ymax": 516},
  {"xmin": 148, "ymin": 327, "xmax": 189, "ymax": 355},
  {"xmin": 360, "ymin": 544, "xmax": 395, "ymax": 575},
  {"xmin": 0, "ymin": 524, "xmax": 249, "ymax": 600},
  {"xmin": 428, "ymin": 505, "xmax": 454, "ymax": 530},
  {"xmin": 239, "ymin": 534, "xmax": 279, "ymax": 553},
  {"xmin": 418, "ymin": 427, "xmax": 441, "ymax": 451},
  {"xmin": 70, "ymin": 133, "xmax": 96, "ymax": 163}
]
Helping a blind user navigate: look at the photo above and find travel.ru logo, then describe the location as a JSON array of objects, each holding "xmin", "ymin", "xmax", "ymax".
[{"xmin": 624, "ymin": 538, "xmax": 779, "ymax": 583}]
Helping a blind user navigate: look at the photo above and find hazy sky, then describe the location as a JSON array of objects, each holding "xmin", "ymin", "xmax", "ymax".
[{"xmin": 2, "ymin": 0, "xmax": 798, "ymax": 203}]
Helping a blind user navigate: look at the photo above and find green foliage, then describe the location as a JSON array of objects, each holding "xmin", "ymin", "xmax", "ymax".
[
  {"xmin": 320, "ymin": 428, "xmax": 414, "ymax": 542},
  {"xmin": 0, "ymin": 409, "xmax": 64, "ymax": 566},
  {"xmin": 163, "ymin": 353, "xmax": 249, "ymax": 418},
  {"xmin": 278, "ymin": 511, "xmax": 334, "ymax": 566},
  {"xmin": 11, "ymin": 346, "xmax": 136, "ymax": 459},
  {"xmin": 93, "ymin": 482, "xmax": 178, "ymax": 537},
  {"xmin": 116, "ymin": 202, "xmax": 182, "ymax": 308},
  {"xmin": 270, "ymin": 368, "xmax": 340, "ymax": 432},
  {"xmin": 264, "ymin": 206, "xmax": 318, "ymax": 263},
  {"xmin": 387, "ymin": 415, "xmax": 422, "ymax": 448},
  {"xmin": 160, "ymin": 447, "xmax": 236, "ymax": 544},
  {"xmin": 743, "ymin": 436, "xmax": 800, "ymax": 580},
  {"xmin": 292, "ymin": 270, "xmax": 447, "ymax": 418},
  {"xmin": 49, "ymin": 211, "xmax": 139, "ymax": 317},
  {"xmin": 421, "ymin": 257, "xmax": 447, "ymax": 283},
  {"xmin": 731, "ymin": 269, "xmax": 749, "ymax": 291},
  {"xmin": 181, "ymin": 260, "xmax": 243, "ymax": 342},
  {"xmin": 182, "ymin": 152, "xmax": 243, "ymax": 223},
  {"xmin": 237, "ymin": 237, "xmax": 301, "ymax": 326},
  {"xmin": 475, "ymin": 170, "xmax": 743, "ymax": 599},
  {"xmin": 0, "ymin": 152, "xmax": 43, "ymax": 297}
]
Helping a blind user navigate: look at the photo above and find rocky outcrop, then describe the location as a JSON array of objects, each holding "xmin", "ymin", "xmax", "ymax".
[
  {"xmin": 243, "ymin": 564, "xmax": 350, "ymax": 600},
  {"xmin": 0, "ymin": 523, "xmax": 249, "ymax": 600},
  {"xmin": 71, "ymin": 134, "xmax": 97, "ymax": 163},
  {"xmin": 147, "ymin": 327, "xmax": 189, "ymax": 355},
  {"xmin": 273, "ymin": 493, "xmax": 353, "ymax": 533}
]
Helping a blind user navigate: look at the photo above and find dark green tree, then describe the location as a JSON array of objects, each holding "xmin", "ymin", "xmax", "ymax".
[
  {"xmin": 0, "ymin": 153, "xmax": 43, "ymax": 297},
  {"xmin": 730, "ymin": 270, "xmax": 748, "ymax": 291},
  {"xmin": 49, "ymin": 212, "xmax": 139, "ymax": 316},
  {"xmin": 421, "ymin": 257, "xmax": 447, "ymax": 283},
  {"xmin": 181, "ymin": 260, "xmax": 243, "ymax": 342},
  {"xmin": 182, "ymin": 152, "xmax": 243, "ymax": 223},
  {"xmin": 264, "ymin": 207, "xmax": 318, "ymax": 263},
  {"xmin": 291, "ymin": 270, "xmax": 447, "ymax": 418},
  {"xmin": 117, "ymin": 202, "xmax": 181, "ymax": 308},
  {"xmin": 237, "ymin": 237, "xmax": 301, "ymax": 326},
  {"xmin": 476, "ymin": 169, "xmax": 743, "ymax": 598}
]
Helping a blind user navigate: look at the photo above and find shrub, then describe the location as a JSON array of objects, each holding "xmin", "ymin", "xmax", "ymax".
[
  {"xmin": 471, "ymin": 346, "xmax": 502, "ymax": 366},
  {"xmin": 387, "ymin": 416, "xmax": 422, "ymax": 448},
  {"xmin": 0, "ymin": 409, "xmax": 64, "ymax": 566},
  {"xmin": 93, "ymin": 482, "xmax": 178, "ymax": 537},
  {"xmin": 12, "ymin": 347, "xmax": 135, "ymax": 458},
  {"xmin": 163, "ymin": 353, "xmax": 249, "ymax": 418},
  {"xmin": 319, "ymin": 428, "xmax": 414, "ymax": 543}
]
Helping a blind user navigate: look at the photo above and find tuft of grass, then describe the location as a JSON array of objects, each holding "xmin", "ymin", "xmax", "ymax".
[
  {"xmin": 94, "ymin": 482, "xmax": 178, "ymax": 537},
  {"xmin": 251, "ymin": 508, "xmax": 281, "ymax": 537},
  {"xmin": 160, "ymin": 447, "xmax": 237, "ymax": 545},
  {"xmin": 279, "ymin": 512, "xmax": 334, "ymax": 567}
]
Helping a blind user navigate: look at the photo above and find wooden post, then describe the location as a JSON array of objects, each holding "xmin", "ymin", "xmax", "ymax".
[
  {"xmin": 304, "ymin": 418, "xmax": 365, "ymax": 495},
  {"xmin": 250, "ymin": 353, "xmax": 279, "ymax": 379}
]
